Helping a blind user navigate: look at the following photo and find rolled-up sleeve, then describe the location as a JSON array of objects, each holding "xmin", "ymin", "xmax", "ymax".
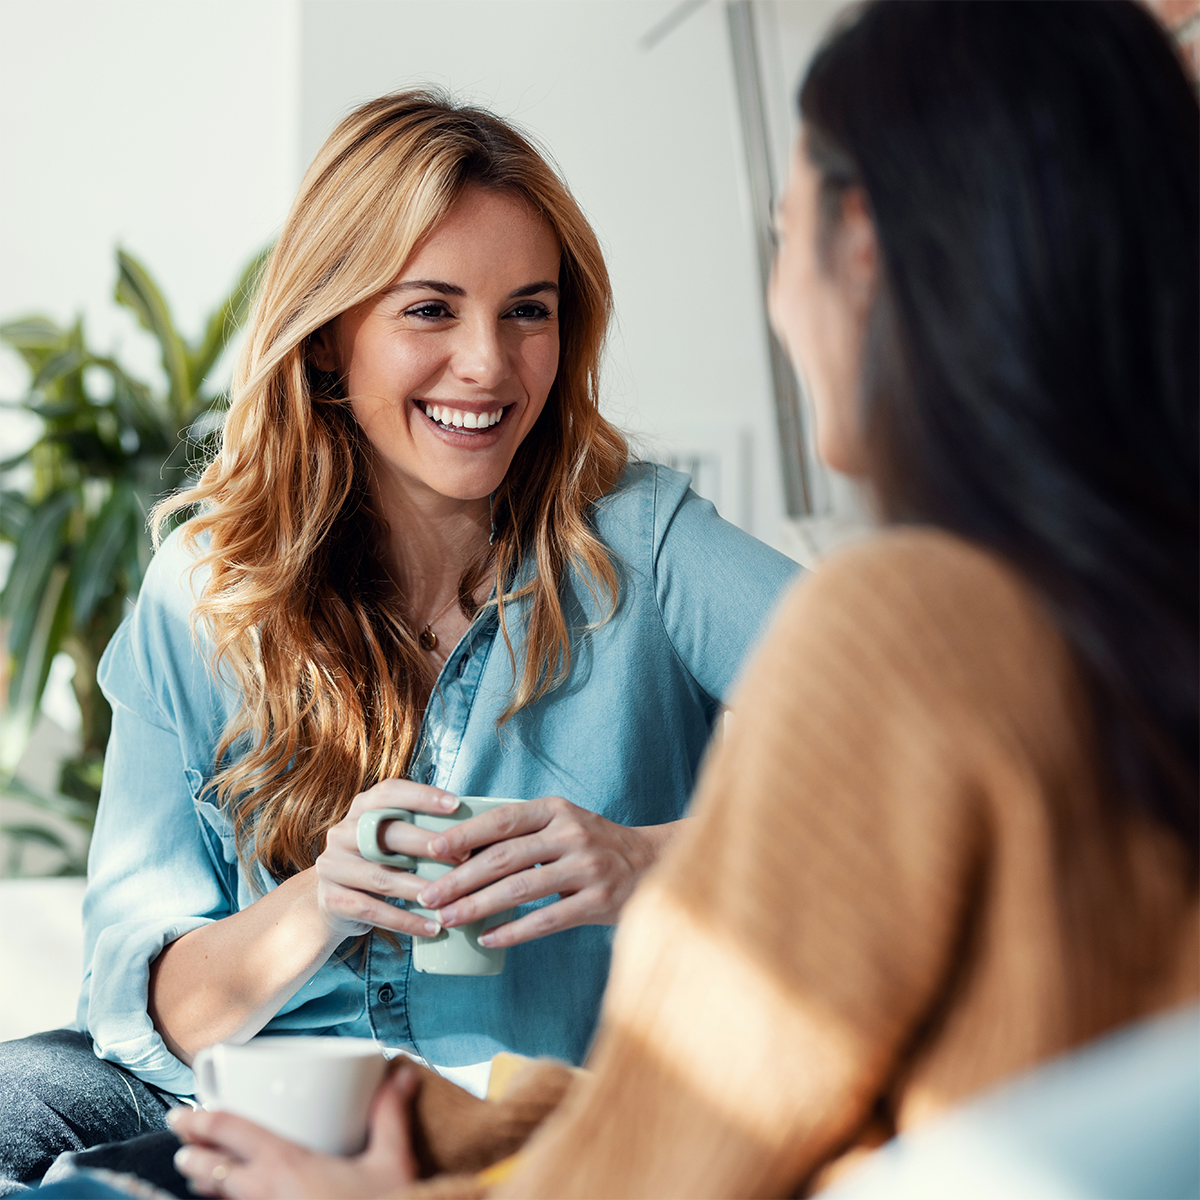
[{"xmin": 76, "ymin": 532, "xmax": 231, "ymax": 1095}]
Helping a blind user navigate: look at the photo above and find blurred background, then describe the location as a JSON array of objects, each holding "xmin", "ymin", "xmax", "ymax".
[{"xmin": 0, "ymin": 0, "xmax": 1196, "ymax": 1035}]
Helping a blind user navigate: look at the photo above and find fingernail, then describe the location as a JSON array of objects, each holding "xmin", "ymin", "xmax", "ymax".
[
  {"xmin": 479, "ymin": 933, "xmax": 495, "ymax": 947},
  {"xmin": 174, "ymin": 1146, "xmax": 193, "ymax": 1170},
  {"xmin": 439, "ymin": 908, "xmax": 457, "ymax": 927},
  {"xmin": 416, "ymin": 888, "xmax": 437, "ymax": 906},
  {"xmin": 422, "ymin": 919, "xmax": 441, "ymax": 936},
  {"xmin": 430, "ymin": 836, "xmax": 449, "ymax": 856},
  {"xmin": 165, "ymin": 1108, "xmax": 183, "ymax": 1131},
  {"xmin": 439, "ymin": 795, "xmax": 459, "ymax": 811}
]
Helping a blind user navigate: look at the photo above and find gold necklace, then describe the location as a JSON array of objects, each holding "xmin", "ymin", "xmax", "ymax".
[{"xmin": 418, "ymin": 593, "xmax": 461, "ymax": 652}]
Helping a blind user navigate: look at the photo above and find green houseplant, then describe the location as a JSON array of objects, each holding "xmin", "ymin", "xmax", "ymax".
[{"xmin": 0, "ymin": 247, "xmax": 268, "ymax": 873}]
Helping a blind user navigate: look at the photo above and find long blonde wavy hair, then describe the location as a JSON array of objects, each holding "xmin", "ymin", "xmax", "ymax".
[{"xmin": 154, "ymin": 90, "xmax": 628, "ymax": 881}]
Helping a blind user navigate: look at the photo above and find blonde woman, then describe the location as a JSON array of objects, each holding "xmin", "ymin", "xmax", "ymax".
[{"xmin": 0, "ymin": 91, "xmax": 797, "ymax": 1190}]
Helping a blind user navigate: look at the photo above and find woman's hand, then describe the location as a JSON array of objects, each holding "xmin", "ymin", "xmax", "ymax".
[
  {"xmin": 315, "ymin": 779, "xmax": 461, "ymax": 940},
  {"xmin": 170, "ymin": 1067, "xmax": 419, "ymax": 1200},
  {"xmin": 413, "ymin": 797, "xmax": 680, "ymax": 948}
]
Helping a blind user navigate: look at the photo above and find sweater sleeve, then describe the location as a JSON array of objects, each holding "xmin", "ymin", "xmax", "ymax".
[{"xmin": 499, "ymin": 534, "xmax": 1006, "ymax": 1198}]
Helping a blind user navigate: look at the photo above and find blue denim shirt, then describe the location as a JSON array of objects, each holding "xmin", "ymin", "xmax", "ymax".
[{"xmin": 77, "ymin": 463, "xmax": 799, "ymax": 1094}]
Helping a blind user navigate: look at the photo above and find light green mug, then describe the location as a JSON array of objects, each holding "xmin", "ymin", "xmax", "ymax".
[{"xmin": 356, "ymin": 797, "xmax": 527, "ymax": 976}]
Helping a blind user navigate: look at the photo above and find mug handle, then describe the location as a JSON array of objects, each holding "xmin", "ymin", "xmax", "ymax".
[
  {"xmin": 356, "ymin": 808, "xmax": 417, "ymax": 868},
  {"xmin": 192, "ymin": 1046, "xmax": 219, "ymax": 1109}
]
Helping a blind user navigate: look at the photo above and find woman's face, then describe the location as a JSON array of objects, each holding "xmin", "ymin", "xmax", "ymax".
[
  {"xmin": 314, "ymin": 186, "xmax": 561, "ymax": 508},
  {"xmin": 768, "ymin": 137, "xmax": 876, "ymax": 477}
]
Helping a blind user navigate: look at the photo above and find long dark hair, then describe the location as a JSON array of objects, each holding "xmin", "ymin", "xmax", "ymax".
[{"xmin": 800, "ymin": 0, "xmax": 1199, "ymax": 854}]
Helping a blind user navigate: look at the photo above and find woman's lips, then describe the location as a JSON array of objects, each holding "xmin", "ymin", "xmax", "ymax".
[
  {"xmin": 412, "ymin": 398, "xmax": 511, "ymax": 446},
  {"xmin": 419, "ymin": 401, "xmax": 507, "ymax": 431}
]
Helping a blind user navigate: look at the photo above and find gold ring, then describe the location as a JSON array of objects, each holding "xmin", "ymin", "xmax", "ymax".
[{"xmin": 212, "ymin": 1163, "xmax": 229, "ymax": 1182}]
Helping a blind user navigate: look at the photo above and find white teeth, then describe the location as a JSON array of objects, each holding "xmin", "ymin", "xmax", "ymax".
[{"xmin": 421, "ymin": 404, "xmax": 504, "ymax": 429}]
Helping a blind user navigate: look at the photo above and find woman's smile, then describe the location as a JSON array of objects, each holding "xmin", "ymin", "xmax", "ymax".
[
  {"xmin": 417, "ymin": 401, "xmax": 508, "ymax": 433},
  {"xmin": 413, "ymin": 399, "xmax": 512, "ymax": 447}
]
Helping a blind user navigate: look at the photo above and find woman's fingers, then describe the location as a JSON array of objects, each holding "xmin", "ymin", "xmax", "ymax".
[
  {"xmin": 361, "ymin": 1066, "xmax": 420, "ymax": 1184},
  {"xmin": 478, "ymin": 890, "xmax": 603, "ymax": 948},
  {"xmin": 174, "ymin": 1143, "xmax": 243, "ymax": 1197},
  {"xmin": 320, "ymin": 886, "xmax": 442, "ymax": 937},
  {"xmin": 415, "ymin": 828, "xmax": 552, "ymax": 909},
  {"xmin": 170, "ymin": 1107, "xmax": 283, "ymax": 1161},
  {"xmin": 429, "ymin": 857, "xmax": 572, "ymax": 928},
  {"xmin": 347, "ymin": 778, "xmax": 459, "ymax": 819},
  {"xmin": 426, "ymin": 798, "xmax": 557, "ymax": 862},
  {"xmin": 318, "ymin": 829, "xmax": 424, "ymax": 900}
]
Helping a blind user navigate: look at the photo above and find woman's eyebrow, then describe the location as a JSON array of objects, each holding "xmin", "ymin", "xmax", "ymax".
[
  {"xmin": 389, "ymin": 279, "xmax": 465, "ymax": 297},
  {"xmin": 509, "ymin": 281, "xmax": 560, "ymax": 299},
  {"xmin": 385, "ymin": 280, "xmax": 559, "ymax": 299}
]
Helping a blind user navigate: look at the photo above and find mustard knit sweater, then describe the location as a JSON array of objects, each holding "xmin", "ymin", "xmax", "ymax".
[{"xmin": 499, "ymin": 530, "xmax": 1199, "ymax": 1198}]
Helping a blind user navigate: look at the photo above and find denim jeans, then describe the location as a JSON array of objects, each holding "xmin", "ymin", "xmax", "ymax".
[{"xmin": 0, "ymin": 1029, "xmax": 179, "ymax": 1194}]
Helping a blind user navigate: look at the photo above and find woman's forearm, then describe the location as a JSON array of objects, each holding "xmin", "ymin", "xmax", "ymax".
[{"xmin": 148, "ymin": 866, "xmax": 345, "ymax": 1065}]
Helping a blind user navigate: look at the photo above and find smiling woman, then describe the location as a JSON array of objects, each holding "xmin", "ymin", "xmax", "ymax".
[{"xmin": 0, "ymin": 90, "xmax": 799, "ymax": 1190}]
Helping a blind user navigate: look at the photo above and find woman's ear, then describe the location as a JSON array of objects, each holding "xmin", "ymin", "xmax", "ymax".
[
  {"xmin": 308, "ymin": 322, "xmax": 340, "ymax": 373},
  {"xmin": 835, "ymin": 189, "xmax": 879, "ymax": 315}
]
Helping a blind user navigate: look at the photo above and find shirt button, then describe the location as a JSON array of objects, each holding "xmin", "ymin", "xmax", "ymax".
[{"xmin": 377, "ymin": 984, "xmax": 395, "ymax": 1003}]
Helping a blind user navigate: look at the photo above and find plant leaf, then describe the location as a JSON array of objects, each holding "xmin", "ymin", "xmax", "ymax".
[
  {"xmin": 0, "ymin": 490, "xmax": 74, "ymax": 653},
  {"xmin": 114, "ymin": 249, "xmax": 193, "ymax": 424},
  {"xmin": 187, "ymin": 244, "xmax": 273, "ymax": 394},
  {"xmin": 1, "ymin": 774, "xmax": 97, "ymax": 824},
  {"xmin": 0, "ymin": 823, "xmax": 73, "ymax": 851},
  {"xmin": 70, "ymin": 484, "xmax": 137, "ymax": 626},
  {"xmin": 31, "ymin": 346, "xmax": 87, "ymax": 392},
  {"xmin": 0, "ymin": 491, "xmax": 31, "ymax": 542},
  {"xmin": 0, "ymin": 561, "xmax": 70, "ymax": 778},
  {"xmin": 0, "ymin": 316, "xmax": 68, "ymax": 375},
  {"xmin": 96, "ymin": 359, "xmax": 171, "ymax": 447},
  {"xmin": 0, "ymin": 315, "xmax": 66, "ymax": 350},
  {"xmin": 0, "ymin": 447, "xmax": 34, "ymax": 473}
]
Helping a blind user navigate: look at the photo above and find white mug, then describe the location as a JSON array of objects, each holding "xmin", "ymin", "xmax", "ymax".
[{"xmin": 192, "ymin": 1036, "xmax": 387, "ymax": 1155}]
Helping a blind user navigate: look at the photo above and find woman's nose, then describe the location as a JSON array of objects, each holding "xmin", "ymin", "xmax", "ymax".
[{"xmin": 452, "ymin": 319, "xmax": 510, "ymax": 390}]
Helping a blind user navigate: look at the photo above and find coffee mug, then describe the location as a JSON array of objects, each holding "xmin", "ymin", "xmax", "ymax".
[
  {"xmin": 192, "ymin": 1036, "xmax": 387, "ymax": 1155},
  {"xmin": 356, "ymin": 796, "xmax": 527, "ymax": 976}
]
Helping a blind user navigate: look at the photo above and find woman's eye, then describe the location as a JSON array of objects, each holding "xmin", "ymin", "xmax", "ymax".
[
  {"xmin": 404, "ymin": 302, "xmax": 453, "ymax": 321},
  {"xmin": 507, "ymin": 304, "xmax": 551, "ymax": 322}
]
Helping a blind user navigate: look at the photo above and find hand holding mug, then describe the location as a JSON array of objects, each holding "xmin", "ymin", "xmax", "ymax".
[
  {"xmin": 315, "ymin": 779, "xmax": 461, "ymax": 941},
  {"xmin": 408, "ymin": 795, "xmax": 668, "ymax": 949},
  {"xmin": 172, "ymin": 1061, "xmax": 419, "ymax": 1200}
]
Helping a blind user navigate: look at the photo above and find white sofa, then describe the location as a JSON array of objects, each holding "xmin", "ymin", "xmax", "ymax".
[{"xmin": 0, "ymin": 877, "xmax": 86, "ymax": 1042}]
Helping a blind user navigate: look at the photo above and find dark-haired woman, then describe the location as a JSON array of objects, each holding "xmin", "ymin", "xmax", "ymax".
[{"xmin": 165, "ymin": 1, "xmax": 1198, "ymax": 1196}]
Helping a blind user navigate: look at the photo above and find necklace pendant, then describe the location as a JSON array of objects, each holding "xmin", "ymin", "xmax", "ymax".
[{"xmin": 419, "ymin": 625, "xmax": 438, "ymax": 651}]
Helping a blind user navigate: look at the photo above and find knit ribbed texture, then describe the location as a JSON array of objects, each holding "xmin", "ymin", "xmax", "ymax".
[{"xmin": 500, "ymin": 530, "xmax": 1198, "ymax": 1199}]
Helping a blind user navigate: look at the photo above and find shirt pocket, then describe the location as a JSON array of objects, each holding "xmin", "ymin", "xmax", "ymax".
[{"xmin": 186, "ymin": 766, "xmax": 244, "ymax": 909}]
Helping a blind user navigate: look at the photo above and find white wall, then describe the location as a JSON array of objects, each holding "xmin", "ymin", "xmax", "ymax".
[{"xmin": 0, "ymin": 0, "xmax": 299, "ymax": 414}]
